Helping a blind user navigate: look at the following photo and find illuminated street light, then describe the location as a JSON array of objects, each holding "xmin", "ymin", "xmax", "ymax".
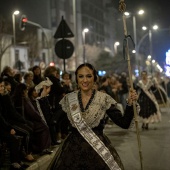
[
  {"xmin": 114, "ymin": 41, "xmax": 120, "ymax": 55},
  {"xmin": 142, "ymin": 26, "xmax": 147, "ymax": 30},
  {"xmin": 124, "ymin": 12, "xmax": 130, "ymax": 16},
  {"xmin": 153, "ymin": 25, "xmax": 158, "ymax": 30},
  {"xmin": 82, "ymin": 28, "xmax": 89, "ymax": 63},
  {"xmin": 12, "ymin": 10, "xmax": 20, "ymax": 46},
  {"xmin": 132, "ymin": 50, "xmax": 136, "ymax": 53},
  {"xmin": 138, "ymin": 10, "xmax": 144, "ymax": 15},
  {"xmin": 148, "ymin": 55, "xmax": 152, "ymax": 60},
  {"xmin": 152, "ymin": 60, "xmax": 156, "ymax": 64}
]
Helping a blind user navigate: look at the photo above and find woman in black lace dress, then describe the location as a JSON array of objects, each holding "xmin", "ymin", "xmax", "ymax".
[
  {"xmin": 137, "ymin": 71, "xmax": 161, "ymax": 130},
  {"xmin": 48, "ymin": 63, "xmax": 138, "ymax": 170}
]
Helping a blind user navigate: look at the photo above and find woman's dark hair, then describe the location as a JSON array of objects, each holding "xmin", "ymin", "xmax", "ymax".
[
  {"xmin": 4, "ymin": 81, "xmax": 11, "ymax": 86},
  {"xmin": 43, "ymin": 66, "xmax": 60, "ymax": 77},
  {"xmin": 0, "ymin": 77, "xmax": 4, "ymax": 83},
  {"xmin": 32, "ymin": 65, "xmax": 40, "ymax": 72},
  {"xmin": 14, "ymin": 73, "xmax": 22, "ymax": 83},
  {"xmin": 28, "ymin": 86, "xmax": 36, "ymax": 99},
  {"xmin": 13, "ymin": 83, "xmax": 27, "ymax": 97},
  {"xmin": 75, "ymin": 63, "xmax": 98, "ymax": 83},
  {"xmin": 12, "ymin": 83, "xmax": 28, "ymax": 107},
  {"xmin": 1, "ymin": 66, "xmax": 11, "ymax": 77},
  {"xmin": 62, "ymin": 71, "xmax": 71, "ymax": 79}
]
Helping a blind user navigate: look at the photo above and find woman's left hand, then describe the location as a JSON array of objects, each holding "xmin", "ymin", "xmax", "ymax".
[
  {"xmin": 127, "ymin": 89, "xmax": 138, "ymax": 105},
  {"xmin": 40, "ymin": 85, "xmax": 51, "ymax": 97}
]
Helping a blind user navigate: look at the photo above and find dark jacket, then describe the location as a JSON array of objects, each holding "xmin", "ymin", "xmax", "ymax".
[
  {"xmin": 0, "ymin": 94, "xmax": 26, "ymax": 126},
  {"xmin": 47, "ymin": 75, "xmax": 65, "ymax": 111}
]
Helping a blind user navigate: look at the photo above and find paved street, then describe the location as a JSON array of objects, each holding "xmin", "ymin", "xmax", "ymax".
[{"xmin": 104, "ymin": 107, "xmax": 170, "ymax": 170}]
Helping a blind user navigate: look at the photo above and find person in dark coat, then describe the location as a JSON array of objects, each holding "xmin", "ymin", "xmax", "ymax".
[
  {"xmin": 43, "ymin": 66, "xmax": 66, "ymax": 143},
  {"xmin": 12, "ymin": 83, "xmax": 52, "ymax": 155},
  {"xmin": 1, "ymin": 66, "xmax": 19, "ymax": 95},
  {"xmin": 0, "ymin": 77, "xmax": 30, "ymax": 169},
  {"xmin": 32, "ymin": 65, "xmax": 44, "ymax": 85},
  {"xmin": 28, "ymin": 78, "xmax": 59, "ymax": 146}
]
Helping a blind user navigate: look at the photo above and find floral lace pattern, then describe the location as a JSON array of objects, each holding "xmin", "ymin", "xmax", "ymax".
[{"xmin": 59, "ymin": 91, "xmax": 117, "ymax": 128}]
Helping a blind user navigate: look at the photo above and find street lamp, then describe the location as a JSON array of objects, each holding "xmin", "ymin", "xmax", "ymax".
[
  {"xmin": 146, "ymin": 55, "xmax": 153, "ymax": 75},
  {"xmin": 124, "ymin": 10, "xmax": 145, "ymax": 73},
  {"xmin": 12, "ymin": 10, "xmax": 20, "ymax": 47},
  {"xmin": 142, "ymin": 24, "xmax": 158, "ymax": 57},
  {"xmin": 114, "ymin": 42, "xmax": 120, "ymax": 55},
  {"xmin": 82, "ymin": 28, "xmax": 89, "ymax": 63}
]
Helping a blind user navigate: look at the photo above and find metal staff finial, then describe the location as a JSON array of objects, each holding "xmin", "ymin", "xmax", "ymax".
[{"xmin": 119, "ymin": 1, "xmax": 144, "ymax": 170}]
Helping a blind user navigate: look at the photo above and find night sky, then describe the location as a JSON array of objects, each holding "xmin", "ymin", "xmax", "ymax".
[
  {"xmin": 130, "ymin": 0, "xmax": 170, "ymax": 69},
  {"xmin": 110, "ymin": 0, "xmax": 170, "ymax": 68}
]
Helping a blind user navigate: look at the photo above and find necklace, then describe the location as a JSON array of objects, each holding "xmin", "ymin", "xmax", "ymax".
[{"xmin": 78, "ymin": 89, "xmax": 95, "ymax": 112}]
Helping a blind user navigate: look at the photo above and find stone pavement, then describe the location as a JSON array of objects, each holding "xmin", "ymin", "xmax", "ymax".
[{"xmin": 25, "ymin": 146, "xmax": 59, "ymax": 170}]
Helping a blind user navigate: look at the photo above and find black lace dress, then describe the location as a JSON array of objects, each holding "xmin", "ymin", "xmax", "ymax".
[
  {"xmin": 48, "ymin": 91, "xmax": 134, "ymax": 170},
  {"xmin": 137, "ymin": 80, "xmax": 161, "ymax": 123}
]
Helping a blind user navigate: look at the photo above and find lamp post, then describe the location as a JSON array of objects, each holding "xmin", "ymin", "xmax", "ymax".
[
  {"xmin": 82, "ymin": 28, "xmax": 89, "ymax": 63},
  {"xmin": 12, "ymin": 10, "xmax": 20, "ymax": 47},
  {"xmin": 114, "ymin": 41, "xmax": 120, "ymax": 55},
  {"xmin": 124, "ymin": 10, "xmax": 144, "ymax": 74},
  {"xmin": 148, "ymin": 25, "xmax": 158, "ymax": 58}
]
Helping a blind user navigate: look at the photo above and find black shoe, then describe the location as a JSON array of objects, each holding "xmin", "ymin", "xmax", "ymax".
[
  {"xmin": 40, "ymin": 149, "xmax": 53, "ymax": 155},
  {"xmin": 142, "ymin": 123, "xmax": 145, "ymax": 129},
  {"xmin": 51, "ymin": 141, "xmax": 61, "ymax": 146},
  {"xmin": 145, "ymin": 124, "xmax": 149, "ymax": 130},
  {"xmin": 20, "ymin": 162, "xmax": 29, "ymax": 169}
]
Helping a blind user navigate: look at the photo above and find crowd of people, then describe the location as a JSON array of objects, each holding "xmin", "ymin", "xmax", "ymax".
[{"xmin": 0, "ymin": 63, "xmax": 169, "ymax": 169}]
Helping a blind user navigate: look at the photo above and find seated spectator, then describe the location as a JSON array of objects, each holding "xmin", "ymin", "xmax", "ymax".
[
  {"xmin": 28, "ymin": 78, "xmax": 60, "ymax": 145},
  {"xmin": 14, "ymin": 72, "xmax": 23, "ymax": 84},
  {"xmin": 0, "ymin": 77, "xmax": 30, "ymax": 169},
  {"xmin": 23, "ymin": 71, "xmax": 35, "ymax": 90},
  {"xmin": 1, "ymin": 66, "xmax": 19, "ymax": 95},
  {"xmin": 32, "ymin": 65, "xmax": 44, "ymax": 85},
  {"xmin": 12, "ymin": 83, "xmax": 52, "ymax": 155},
  {"xmin": 4, "ymin": 81, "xmax": 12, "ymax": 95}
]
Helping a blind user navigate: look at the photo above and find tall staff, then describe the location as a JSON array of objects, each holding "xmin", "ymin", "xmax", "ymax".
[{"xmin": 119, "ymin": 1, "xmax": 143, "ymax": 170}]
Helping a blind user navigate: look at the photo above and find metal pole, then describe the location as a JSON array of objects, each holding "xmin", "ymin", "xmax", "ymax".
[
  {"xmin": 149, "ymin": 29, "xmax": 152, "ymax": 57},
  {"xmin": 82, "ymin": 30, "xmax": 86, "ymax": 63},
  {"xmin": 27, "ymin": 20, "xmax": 50, "ymax": 59},
  {"xmin": 12, "ymin": 14, "xmax": 16, "ymax": 47},
  {"xmin": 149, "ymin": 29, "xmax": 153, "ymax": 76},
  {"xmin": 73, "ymin": 0, "xmax": 78, "ymax": 68},
  {"xmin": 114, "ymin": 44, "xmax": 117, "ymax": 54},
  {"xmin": 133, "ymin": 15, "xmax": 139, "ymax": 73}
]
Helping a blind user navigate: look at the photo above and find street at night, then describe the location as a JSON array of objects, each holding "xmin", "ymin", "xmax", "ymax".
[
  {"xmin": 105, "ymin": 106, "xmax": 170, "ymax": 170},
  {"xmin": 24, "ymin": 106, "xmax": 170, "ymax": 170}
]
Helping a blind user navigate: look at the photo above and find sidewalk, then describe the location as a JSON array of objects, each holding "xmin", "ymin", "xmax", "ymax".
[{"xmin": 25, "ymin": 146, "xmax": 59, "ymax": 170}]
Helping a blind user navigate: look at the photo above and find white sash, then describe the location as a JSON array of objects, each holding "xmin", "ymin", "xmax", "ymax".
[{"xmin": 67, "ymin": 92, "xmax": 121, "ymax": 170}]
